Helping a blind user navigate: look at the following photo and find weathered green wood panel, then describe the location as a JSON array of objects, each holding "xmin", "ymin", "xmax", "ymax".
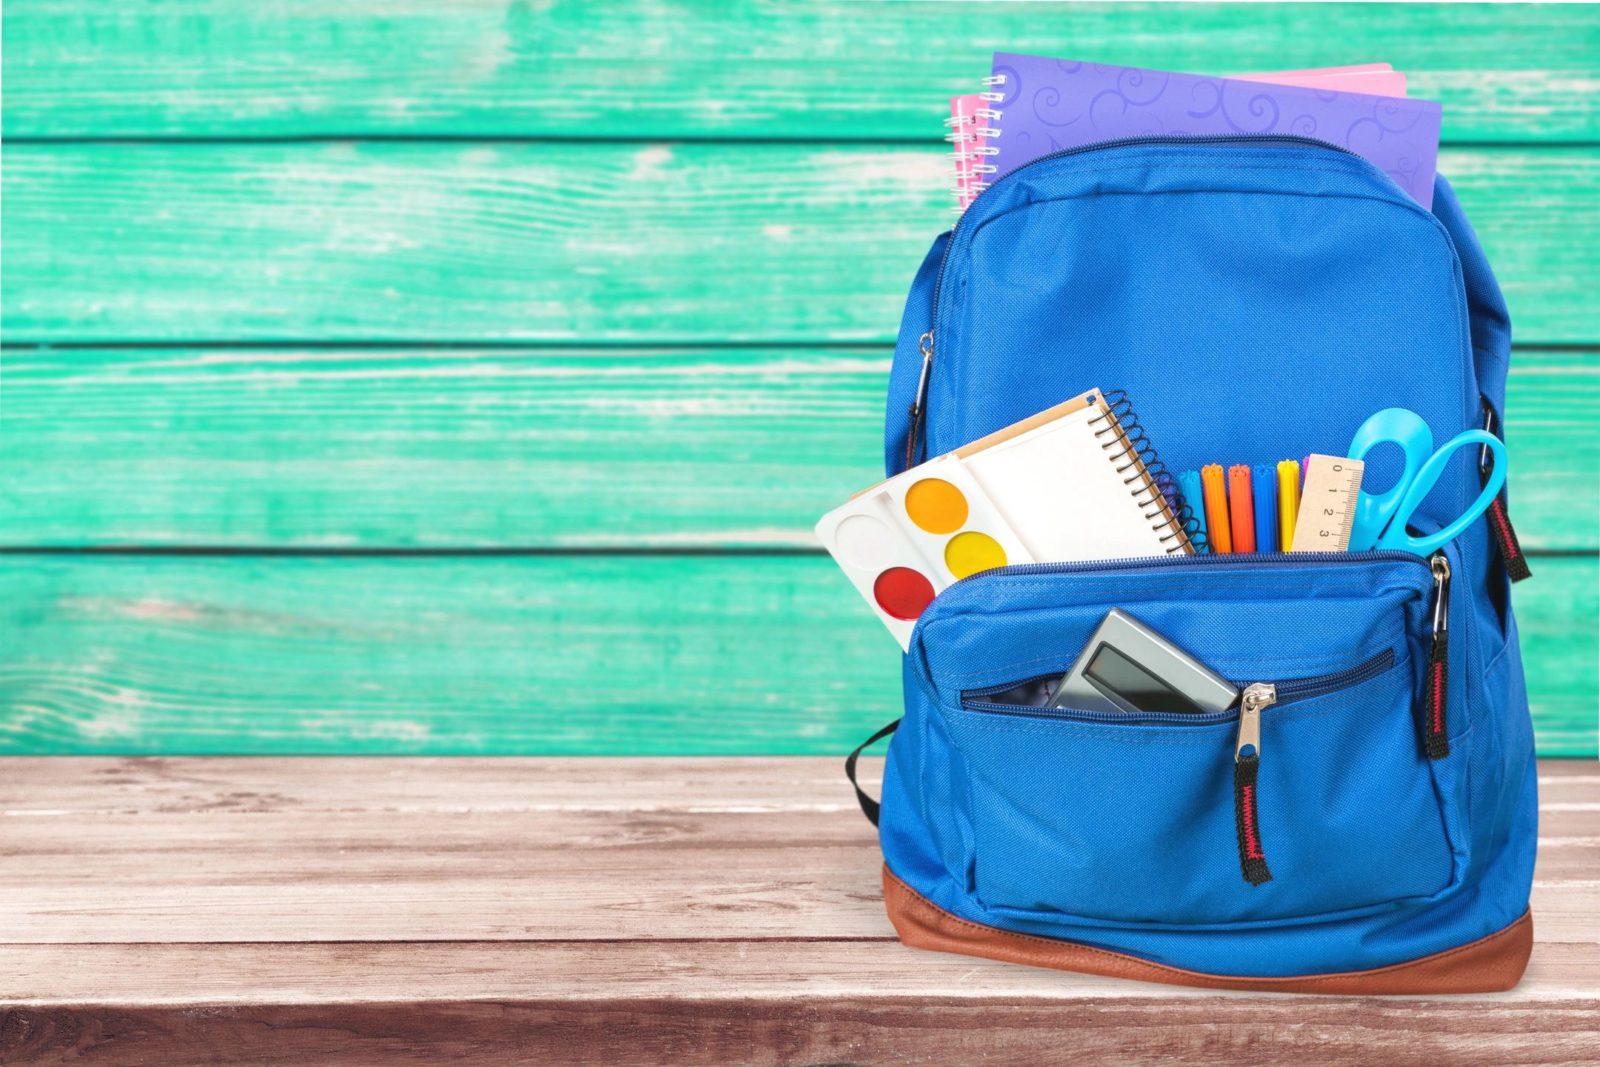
[
  {"xmin": 4, "ymin": 143, "xmax": 1598, "ymax": 344},
  {"xmin": 0, "ymin": 555, "xmax": 1592, "ymax": 756},
  {"xmin": 5, "ymin": 2, "xmax": 1598, "ymax": 140},
  {"xmin": 2, "ymin": 347, "xmax": 1594, "ymax": 551},
  {"xmin": 2, "ymin": 0, "xmax": 1595, "ymax": 759}
]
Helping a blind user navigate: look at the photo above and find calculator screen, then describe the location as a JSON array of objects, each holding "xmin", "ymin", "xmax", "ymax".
[{"xmin": 1085, "ymin": 643, "xmax": 1205, "ymax": 715}]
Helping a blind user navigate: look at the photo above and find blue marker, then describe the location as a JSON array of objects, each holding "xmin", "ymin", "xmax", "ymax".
[
  {"xmin": 1253, "ymin": 465, "xmax": 1278, "ymax": 554},
  {"xmin": 1177, "ymin": 469, "xmax": 1209, "ymax": 553}
]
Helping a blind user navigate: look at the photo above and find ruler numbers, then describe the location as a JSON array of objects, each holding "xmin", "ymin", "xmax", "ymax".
[
  {"xmin": 1315, "ymin": 463, "xmax": 1360, "ymax": 541},
  {"xmin": 1290, "ymin": 455, "xmax": 1366, "ymax": 552}
]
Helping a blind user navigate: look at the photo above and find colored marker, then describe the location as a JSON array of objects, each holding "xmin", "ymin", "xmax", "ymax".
[
  {"xmin": 1179, "ymin": 469, "xmax": 1209, "ymax": 552},
  {"xmin": 1276, "ymin": 460, "xmax": 1302, "ymax": 552},
  {"xmin": 1227, "ymin": 465, "xmax": 1256, "ymax": 553},
  {"xmin": 1201, "ymin": 464, "xmax": 1232, "ymax": 553},
  {"xmin": 1253, "ymin": 465, "xmax": 1278, "ymax": 555}
]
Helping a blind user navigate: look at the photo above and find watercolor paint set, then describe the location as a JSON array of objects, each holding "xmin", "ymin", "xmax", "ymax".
[
  {"xmin": 816, "ymin": 389, "xmax": 1194, "ymax": 648},
  {"xmin": 814, "ymin": 453, "xmax": 1034, "ymax": 649}
]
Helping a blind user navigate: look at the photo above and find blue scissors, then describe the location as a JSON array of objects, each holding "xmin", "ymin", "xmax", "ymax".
[{"xmin": 1346, "ymin": 408, "xmax": 1506, "ymax": 555}]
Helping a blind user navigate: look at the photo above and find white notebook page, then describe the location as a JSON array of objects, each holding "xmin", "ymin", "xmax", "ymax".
[{"xmin": 961, "ymin": 403, "xmax": 1173, "ymax": 561}]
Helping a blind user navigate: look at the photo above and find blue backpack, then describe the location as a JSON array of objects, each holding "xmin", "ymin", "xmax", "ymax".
[{"xmin": 847, "ymin": 136, "xmax": 1536, "ymax": 993}]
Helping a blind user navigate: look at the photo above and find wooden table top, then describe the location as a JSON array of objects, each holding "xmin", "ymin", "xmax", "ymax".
[{"xmin": 2, "ymin": 757, "xmax": 1597, "ymax": 1065}]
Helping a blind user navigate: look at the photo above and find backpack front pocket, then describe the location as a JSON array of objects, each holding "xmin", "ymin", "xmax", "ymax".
[{"xmin": 912, "ymin": 552, "xmax": 1461, "ymax": 929}]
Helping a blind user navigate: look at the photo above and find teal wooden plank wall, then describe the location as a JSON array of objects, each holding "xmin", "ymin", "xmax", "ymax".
[{"xmin": 2, "ymin": 2, "xmax": 1597, "ymax": 755}]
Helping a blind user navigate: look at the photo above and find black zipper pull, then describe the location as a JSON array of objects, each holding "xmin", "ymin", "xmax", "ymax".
[
  {"xmin": 1486, "ymin": 497, "xmax": 1529, "ymax": 581},
  {"xmin": 1233, "ymin": 683, "xmax": 1275, "ymax": 886},
  {"xmin": 1423, "ymin": 553, "xmax": 1452, "ymax": 760},
  {"xmin": 903, "ymin": 331, "xmax": 934, "ymax": 471},
  {"xmin": 1481, "ymin": 401, "xmax": 1531, "ymax": 582}
]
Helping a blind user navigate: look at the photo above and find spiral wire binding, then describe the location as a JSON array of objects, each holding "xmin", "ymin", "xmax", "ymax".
[
  {"xmin": 945, "ymin": 111, "xmax": 976, "ymax": 210},
  {"xmin": 1088, "ymin": 390, "xmax": 1207, "ymax": 554},
  {"xmin": 948, "ymin": 76, "xmax": 1007, "ymax": 211}
]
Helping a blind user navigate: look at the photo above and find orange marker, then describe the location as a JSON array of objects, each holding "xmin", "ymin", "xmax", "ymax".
[
  {"xmin": 1227, "ymin": 465, "xmax": 1256, "ymax": 553},
  {"xmin": 1200, "ymin": 464, "xmax": 1232, "ymax": 553}
]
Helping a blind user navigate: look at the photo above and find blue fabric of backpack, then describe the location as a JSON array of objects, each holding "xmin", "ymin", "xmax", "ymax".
[{"xmin": 860, "ymin": 137, "xmax": 1536, "ymax": 992}]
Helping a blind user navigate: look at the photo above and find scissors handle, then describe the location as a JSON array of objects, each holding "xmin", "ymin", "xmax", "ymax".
[
  {"xmin": 1347, "ymin": 408, "xmax": 1432, "ymax": 552},
  {"xmin": 1375, "ymin": 430, "xmax": 1507, "ymax": 555}
]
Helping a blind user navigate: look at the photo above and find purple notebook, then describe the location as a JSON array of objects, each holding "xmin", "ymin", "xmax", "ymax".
[{"xmin": 988, "ymin": 54, "xmax": 1442, "ymax": 207}]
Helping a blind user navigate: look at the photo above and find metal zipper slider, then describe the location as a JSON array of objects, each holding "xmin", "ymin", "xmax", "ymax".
[
  {"xmin": 1424, "ymin": 553, "xmax": 1452, "ymax": 759},
  {"xmin": 1236, "ymin": 682, "xmax": 1276, "ymax": 762},
  {"xmin": 1233, "ymin": 682, "xmax": 1276, "ymax": 886},
  {"xmin": 1430, "ymin": 553, "xmax": 1451, "ymax": 636},
  {"xmin": 910, "ymin": 331, "xmax": 935, "ymax": 421}
]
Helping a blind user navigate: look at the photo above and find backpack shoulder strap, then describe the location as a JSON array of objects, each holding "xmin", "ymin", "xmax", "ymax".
[{"xmin": 844, "ymin": 719, "xmax": 900, "ymax": 826}]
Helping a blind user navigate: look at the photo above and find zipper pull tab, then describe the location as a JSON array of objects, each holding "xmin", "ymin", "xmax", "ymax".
[
  {"xmin": 1481, "ymin": 401, "xmax": 1531, "ymax": 582},
  {"xmin": 1486, "ymin": 497, "xmax": 1529, "ymax": 582},
  {"xmin": 1423, "ymin": 553, "xmax": 1452, "ymax": 759},
  {"xmin": 1233, "ymin": 683, "xmax": 1275, "ymax": 886},
  {"xmin": 903, "ymin": 331, "xmax": 934, "ymax": 471}
]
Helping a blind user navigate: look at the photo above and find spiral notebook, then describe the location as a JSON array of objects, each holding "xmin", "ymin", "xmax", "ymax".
[
  {"xmin": 947, "ymin": 93, "xmax": 995, "ymax": 212},
  {"xmin": 983, "ymin": 54, "xmax": 1440, "ymax": 207},
  {"xmin": 950, "ymin": 59, "xmax": 1433, "ymax": 209},
  {"xmin": 954, "ymin": 389, "xmax": 1195, "ymax": 561},
  {"xmin": 816, "ymin": 388, "xmax": 1192, "ymax": 647}
]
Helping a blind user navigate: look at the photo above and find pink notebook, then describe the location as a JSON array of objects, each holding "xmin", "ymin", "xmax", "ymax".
[
  {"xmin": 1241, "ymin": 63, "xmax": 1407, "ymax": 97},
  {"xmin": 947, "ymin": 93, "xmax": 994, "ymax": 211}
]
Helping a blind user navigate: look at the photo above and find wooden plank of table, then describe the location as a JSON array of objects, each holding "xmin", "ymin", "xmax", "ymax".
[
  {"xmin": 0, "ymin": 758, "xmax": 1595, "ymax": 1066},
  {"xmin": 0, "ymin": 758, "xmax": 1591, "ymax": 945},
  {"xmin": 8, "ymin": 937, "xmax": 1600, "ymax": 1004},
  {"xmin": 18, "ymin": 810, "xmax": 1590, "ymax": 943},
  {"xmin": 3, "ymin": 347, "xmax": 1594, "ymax": 551},
  {"xmin": 0, "ymin": 755, "xmax": 870, "ymax": 814},
  {"xmin": 0, "ymin": 556, "xmax": 1592, "ymax": 757},
  {"xmin": 5, "ymin": 2, "xmax": 1598, "ymax": 140},
  {"xmin": 4, "ymin": 144, "xmax": 1596, "ymax": 344},
  {"xmin": 4, "ymin": 990, "xmax": 1598, "ymax": 1067},
  {"xmin": 0, "ymin": 753, "xmax": 1591, "ymax": 817}
]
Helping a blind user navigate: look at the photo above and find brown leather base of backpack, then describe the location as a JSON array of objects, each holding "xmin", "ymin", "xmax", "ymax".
[{"xmin": 883, "ymin": 866, "xmax": 1532, "ymax": 994}]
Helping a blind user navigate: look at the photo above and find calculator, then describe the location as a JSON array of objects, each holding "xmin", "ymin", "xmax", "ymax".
[{"xmin": 1047, "ymin": 609, "xmax": 1239, "ymax": 715}]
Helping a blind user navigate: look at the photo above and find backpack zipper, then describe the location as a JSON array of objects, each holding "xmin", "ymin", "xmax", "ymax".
[
  {"xmin": 1234, "ymin": 682, "xmax": 1276, "ymax": 885},
  {"xmin": 1422, "ymin": 552, "xmax": 1453, "ymax": 759},
  {"xmin": 904, "ymin": 330, "xmax": 936, "ymax": 470},
  {"xmin": 932, "ymin": 549, "xmax": 1429, "ymax": 614},
  {"xmin": 960, "ymin": 645, "xmax": 1399, "ymax": 890},
  {"xmin": 1479, "ymin": 398, "xmax": 1531, "ymax": 583},
  {"xmin": 904, "ymin": 133, "xmax": 1376, "ymax": 467},
  {"xmin": 960, "ymin": 646, "xmax": 1397, "ymax": 721}
]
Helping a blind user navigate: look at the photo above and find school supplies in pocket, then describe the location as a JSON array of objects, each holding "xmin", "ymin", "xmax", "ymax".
[
  {"xmin": 1346, "ymin": 407, "xmax": 1507, "ymax": 554},
  {"xmin": 1227, "ymin": 465, "xmax": 1257, "ymax": 553},
  {"xmin": 1276, "ymin": 460, "xmax": 1301, "ymax": 551},
  {"xmin": 817, "ymin": 389, "xmax": 1194, "ymax": 648},
  {"xmin": 815, "ymin": 453, "xmax": 1034, "ymax": 648},
  {"xmin": 1199, "ymin": 464, "xmax": 1232, "ymax": 553},
  {"xmin": 1252, "ymin": 464, "xmax": 1278, "ymax": 554},
  {"xmin": 1045, "ymin": 607, "xmax": 1238, "ymax": 715},
  {"xmin": 1290, "ymin": 455, "xmax": 1365, "ymax": 551}
]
